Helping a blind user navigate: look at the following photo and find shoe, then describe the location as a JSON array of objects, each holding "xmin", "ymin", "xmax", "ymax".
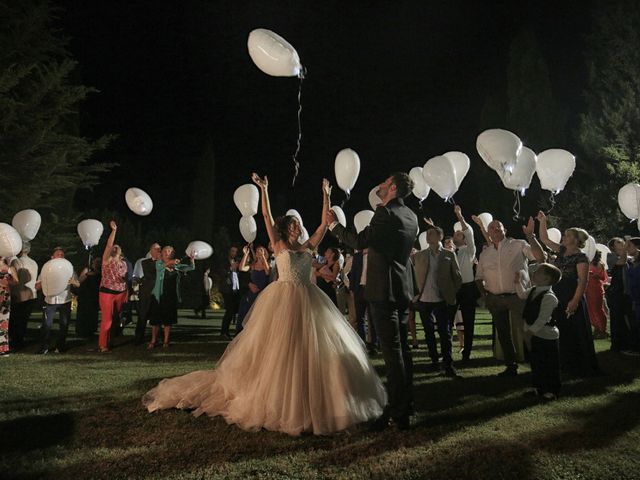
[
  {"xmin": 162, "ymin": 342, "xmax": 170, "ymax": 348},
  {"xmin": 146, "ymin": 342, "xmax": 156, "ymax": 350},
  {"xmin": 541, "ymin": 392, "xmax": 557, "ymax": 402},
  {"xmin": 369, "ymin": 415, "xmax": 391, "ymax": 432},
  {"xmin": 53, "ymin": 348, "xmax": 62, "ymax": 354},
  {"xmin": 99, "ymin": 348, "xmax": 111, "ymax": 353},
  {"xmin": 497, "ymin": 366, "xmax": 518, "ymax": 377},
  {"xmin": 443, "ymin": 366, "xmax": 459, "ymax": 378},
  {"xmin": 37, "ymin": 348, "xmax": 49, "ymax": 355}
]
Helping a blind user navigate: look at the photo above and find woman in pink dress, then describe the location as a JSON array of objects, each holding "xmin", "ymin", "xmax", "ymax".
[{"xmin": 586, "ymin": 250, "xmax": 609, "ymax": 338}]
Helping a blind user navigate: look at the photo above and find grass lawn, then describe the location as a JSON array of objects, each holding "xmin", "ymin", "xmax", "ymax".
[{"xmin": 2, "ymin": 309, "xmax": 640, "ymax": 480}]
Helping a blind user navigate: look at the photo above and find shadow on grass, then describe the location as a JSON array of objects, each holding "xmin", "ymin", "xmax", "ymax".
[{"xmin": 1, "ymin": 412, "xmax": 75, "ymax": 453}]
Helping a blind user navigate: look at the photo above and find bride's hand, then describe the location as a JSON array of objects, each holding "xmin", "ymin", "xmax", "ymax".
[
  {"xmin": 251, "ymin": 173, "xmax": 268, "ymax": 189},
  {"xmin": 322, "ymin": 178, "xmax": 331, "ymax": 196}
]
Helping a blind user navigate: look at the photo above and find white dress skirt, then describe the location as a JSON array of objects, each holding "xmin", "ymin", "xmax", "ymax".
[{"xmin": 142, "ymin": 250, "xmax": 387, "ymax": 436}]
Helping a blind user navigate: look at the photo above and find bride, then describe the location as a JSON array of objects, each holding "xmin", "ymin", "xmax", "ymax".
[{"xmin": 142, "ymin": 173, "xmax": 387, "ymax": 436}]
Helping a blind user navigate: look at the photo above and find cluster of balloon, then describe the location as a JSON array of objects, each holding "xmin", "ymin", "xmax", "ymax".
[
  {"xmin": 185, "ymin": 240, "xmax": 213, "ymax": 260},
  {"xmin": 618, "ymin": 183, "xmax": 640, "ymax": 231},
  {"xmin": 454, "ymin": 212, "xmax": 493, "ymax": 233},
  {"xmin": 0, "ymin": 223, "xmax": 22, "ymax": 258},
  {"xmin": 125, "ymin": 187, "xmax": 154, "ymax": 216},
  {"xmin": 41, "ymin": 258, "xmax": 74, "ymax": 297},
  {"xmin": 247, "ymin": 28, "xmax": 305, "ymax": 185},
  {"xmin": 354, "ymin": 210, "xmax": 374, "ymax": 234},
  {"xmin": 422, "ymin": 151, "xmax": 469, "ymax": 202},
  {"xmin": 285, "ymin": 209, "xmax": 310, "ymax": 243},
  {"xmin": 334, "ymin": 148, "xmax": 361, "ymax": 204},
  {"xmin": 536, "ymin": 149, "xmax": 576, "ymax": 210},
  {"xmin": 234, "ymin": 184, "xmax": 260, "ymax": 243},
  {"xmin": 77, "ymin": 219, "xmax": 104, "ymax": 250},
  {"xmin": 12, "ymin": 209, "xmax": 41, "ymax": 241}
]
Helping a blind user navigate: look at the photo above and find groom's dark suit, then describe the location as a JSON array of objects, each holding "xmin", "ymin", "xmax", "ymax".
[{"xmin": 330, "ymin": 197, "xmax": 418, "ymax": 422}]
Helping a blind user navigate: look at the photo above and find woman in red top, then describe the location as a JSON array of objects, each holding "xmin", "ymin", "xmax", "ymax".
[
  {"xmin": 98, "ymin": 220, "xmax": 128, "ymax": 352},
  {"xmin": 586, "ymin": 250, "xmax": 609, "ymax": 338}
]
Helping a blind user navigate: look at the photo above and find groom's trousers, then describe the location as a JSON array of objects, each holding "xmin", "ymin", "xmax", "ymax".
[{"xmin": 369, "ymin": 301, "xmax": 413, "ymax": 419}]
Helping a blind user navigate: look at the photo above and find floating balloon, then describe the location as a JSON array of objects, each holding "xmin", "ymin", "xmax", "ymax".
[
  {"xmin": 368, "ymin": 187, "xmax": 381, "ymax": 210},
  {"xmin": 0, "ymin": 223, "xmax": 22, "ymax": 258},
  {"xmin": 582, "ymin": 235, "xmax": 597, "ymax": 262},
  {"xmin": 77, "ymin": 219, "xmax": 103, "ymax": 249},
  {"xmin": 354, "ymin": 210, "xmax": 375, "ymax": 234},
  {"xmin": 443, "ymin": 152, "xmax": 470, "ymax": 189},
  {"xmin": 617, "ymin": 183, "xmax": 640, "ymax": 221},
  {"xmin": 234, "ymin": 184, "xmax": 260, "ymax": 217},
  {"xmin": 409, "ymin": 167, "xmax": 431, "ymax": 201},
  {"xmin": 335, "ymin": 148, "xmax": 361, "ymax": 196},
  {"xmin": 331, "ymin": 206, "xmax": 347, "ymax": 227},
  {"xmin": 239, "ymin": 216, "xmax": 257, "ymax": 243},
  {"xmin": 418, "ymin": 231, "xmax": 428, "ymax": 250},
  {"xmin": 12, "ymin": 209, "xmax": 41, "ymax": 241},
  {"xmin": 125, "ymin": 187, "xmax": 153, "ymax": 216},
  {"xmin": 286, "ymin": 209, "xmax": 304, "ymax": 226},
  {"xmin": 501, "ymin": 147, "xmax": 537, "ymax": 194},
  {"xmin": 453, "ymin": 222, "xmax": 462, "ymax": 232},
  {"xmin": 185, "ymin": 241, "xmax": 213, "ymax": 260},
  {"xmin": 40, "ymin": 258, "xmax": 73, "ymax": 297},
  {"xmin": 477, "ymin": 213, "xmax": 494, "ymax": 230},
  {"xmin": 422, "ymin": 155, "xmax": 458, "ymax": 201},
  {"xmin": 536, "ymin": 149, "xmax": 575, "ymax": 194},
  {"xmin": 595, "ymin": 243, "xmax": 611, "ymax": 256},
  {"xmin": 547, "ymin": 227, "xmax": 562, "ymax": 244},
  {"xmin": 298, "ymin": 226, "xmax": 310, "ymax": 244},
  {"xmin": 476, "ymin": 129, "xmax": 522, "ymax": 175},
  {"xmin": 247, "ymin": 28, "xmax": 303, "ymax": 77}
]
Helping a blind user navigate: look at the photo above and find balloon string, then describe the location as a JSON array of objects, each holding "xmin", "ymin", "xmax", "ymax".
[
  {"xmin": 547, "ymin": 192, "xmax": 556, "ymax": 213},
  {"xmin": 291, "ymin": 69, "xmax": 306, "ymax": 186},
  {"xmin": 340, "ymin": 191, "xmax": 350, "ymax": 208},
  {"xmin": 512, "ymin": 191, "xmax": 521, "ymax": 221}
]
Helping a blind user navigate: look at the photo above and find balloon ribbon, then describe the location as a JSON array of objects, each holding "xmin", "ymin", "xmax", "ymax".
[
  {"xmin": 512, "ymin": 191, "xmax": 522, "ymax": 221},
  {"xmin": 291, "ymin": 68, "xmax": 306, "ymax": 186}
]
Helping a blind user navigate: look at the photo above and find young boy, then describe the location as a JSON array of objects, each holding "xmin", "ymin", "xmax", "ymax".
[{"xmin": 516, "ymin": 263, "xmax": 562, "ymax": 401}]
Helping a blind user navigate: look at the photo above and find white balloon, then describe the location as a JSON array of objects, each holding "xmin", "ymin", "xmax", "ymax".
[
  {"xmin": 409, "ymin": 167, "xmax": 431, "ymax": 201},
  {"xmin": 247, "ymin": 28, "xmax": 302, "ymax": 77},
  {"xmin": 40, "ymin": 258, "xmax": 73, "ymax": 297},
  {"xmin": 368, "ymin": 187, "xmax": 381, "ymax": 210},
  {"xmin": 239, "ymin": 216, "xmax": 257, "ymax": 243},
  {"xmin": 617, "ymin": 183, "xmax": 640, "ymax": 220},
  {"xmin": 477, "ymin": 213, "xmax": 494, "ymax": 230},
  {"xmin": 0, "ymin": 223, "xmax": 22, "ymax": 258},
  {"xmin": 422, "ymin": 155, "xmax": 458, "ymax": 201},
  {"xmin": 453, "ymin": 221, "xmax": 462, "ymax": 232},
  {"xmin": 536, "ymin": 149, "xmax": 576, "ymax": 194},
  {"xmin": 418, "ymin": 231, "xmax": 428, "ymax": 250},
  {"xmin": 443, "ymin": 152, "xmax": 470, "ymax": 189},
  {"xmin": 596, "ymin": 243, "xmax": 611, "ymax": 256},
  {"xmin": 286, "ymin": 209, "xmax": 304, "ymax": 226},
  {"xmin": 125, "ymin": 187, "xmax": 153, "ymax": 216},
  {"xmin": 547, "ymin": 227, "xmax": 562, "ymax": 244},
  {"xmin": 582, "ymin": 235, "xmax": 597, "ymax": 262},
  {"xmin": 354, "ymin": 210, "xmax": 375, "ymax": 234},
  {"xmin": 335, "ymin": 148, "xmax": 361, "ymax": 195},
  {"xmin": 234, "ymin": 184, "xmax": 259, "ymax": 217},
  {"xmin": 501, "ymin": 147, "xmax": 537, "ymax": 194},
  {"xmin": 77, "ymin": 219, "xmax": 103, "ymax": 248},
  {"xmin": 331, "ymin": 206, "xmax": 347, "ymax": 227},
  {"xmin": 476, "ymin": 129, "xmax": 522, "ymax": 175},
  {"xmin": 298, "ymin": 226, "xmax": 310, "ymax": 244},
  {"xmin": 185, "ymin": 241, "xmax": 213, "ymax": 260},
  {"xmin": 11, "ymin": 209, "xmax": 41, "ymax": 241}
]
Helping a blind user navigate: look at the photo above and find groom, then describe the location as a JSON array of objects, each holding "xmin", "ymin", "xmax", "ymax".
[{"xmin": 327, "ymin": 173, "xmax": 418, "ymax": 430}]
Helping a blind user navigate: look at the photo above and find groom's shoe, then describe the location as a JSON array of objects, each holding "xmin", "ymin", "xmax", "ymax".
[{"xmin": 369, "ymin": 415, "xmax": 391, "ymax": 432}]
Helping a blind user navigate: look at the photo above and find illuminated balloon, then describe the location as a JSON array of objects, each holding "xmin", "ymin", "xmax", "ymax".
[
  {"xmin": 298, "ymin": 226, "xmax": 309, "ymax": 244},
  {"xmin": 422, "ymin": 155, "xmax": 458, "ymax": 201},
  {"xmin": 368, "ymin": 187, "xmax": 381, "ymax": 210},
  {"xmin": 476, "ymin": 129, "xmax": 522, "ymax": 175},
  {"xmin": 335, "ymin": 148, "xmax": 361, "ymax": 195},
  {"xmin": 409, "ymin": 167, "xmax": 430, "ymax": 201},
  {"xmin": 125, "ymin": 188, "xmax": 153, "ymax": 216},
  {"xmin": 40, "ymin": 258, "xmax": 73, "ymax": 297},
  {"xmin": 0, "ymin": 223, "xmax": 22, "ymax": 258},
  {"xmin": 443, "ymin": 151, "xmax": 470, "ymax": 189},
  {"xmin": 77, "ymin": 219, "xmax": 103, "ymax": 248},
  {"xmin": 453, "ymin": 222, "xmax": 462, "ymax": 232},
  {"xmin": 234, "ymin": 184, "xmax": 259, "ymax": 217},
  {"xmin": 11, "ymin": 209, "xmax": 41, "ymax": 241},
  {"xmin": 239, "ymin": 216, "xmax": 257, "ymax": 243},
  {"xmin": 418, "ymin": 231, "xmax": 427, "ymax": 250},
  {"xmin": 330, "ymin": 206, "xmax": 347, "ymax": 227},
  {"xmin": 477, "ymin": 213, "xmax": 493, "ymax": 230},
  {"xmin": 536, "ymin": 149, "xmax": 575, "ymax": 194},
  {"xmin": 185, "ymin": 241, "xmax": 213, "ymax": 260},
  {"xmin": 501, "ymin": 147, "xmax": 537, "ymax": 194},
  {"xmin": 582, "ymin": 235, "xmax": 597, "ymax": 262},
  {"xmin": 595, "ymin": 243, "xmax": 611, "ymax": 256},
  {"xmin": 247, "ymin": 28, "xmax": 302, "ymax": 77},
  {"xmin": 547, "ymin": 228, "xmax": 562, "ymax": 244},
  {"xmin": 617, "ymin": 183, "xmax": 640, "ymax": 220},
  {"xmin": 354, "ymin": 210, "xmax": 374, "ymax": 234},
  {"xmin": 286, "ymin": 209, "xmax": 304, "ymax": 226}
]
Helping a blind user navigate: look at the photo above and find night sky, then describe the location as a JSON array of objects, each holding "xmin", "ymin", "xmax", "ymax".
[{"xmin": 58, "ymin": 0, "xmax": 592, "ymax": 247}]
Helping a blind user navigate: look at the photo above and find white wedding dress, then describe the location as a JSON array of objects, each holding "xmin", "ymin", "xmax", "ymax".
[{"xmin": 142, "ymin": 249, "xmax": 387, "ymax": 436}]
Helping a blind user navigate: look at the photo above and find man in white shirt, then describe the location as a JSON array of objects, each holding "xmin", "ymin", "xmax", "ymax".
[
  {"xmin": 475, "ymin": 218, "xmax": 545, "ymax": 376},
  {"xmin": 452, "ymin": 206, "xmax": 480, "ymax": 361},
  {"xmin": 35, "ymin": 247, "xmax": 79, "ymax": 354},
  {"xmin": 9, "ymin": 242, "xmax": 38, "ymax": 350}
]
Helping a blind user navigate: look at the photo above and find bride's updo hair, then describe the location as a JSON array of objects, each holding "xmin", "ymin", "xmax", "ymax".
[{"xmin": 275, "ymin": 215, "xmax": 298, "ymax": 240}]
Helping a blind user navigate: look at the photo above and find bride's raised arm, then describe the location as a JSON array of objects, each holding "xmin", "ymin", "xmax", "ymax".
[
  {"xmin": 305, "ymin": 178, "xmax": 331, "ymax": 250},
  {"xmin": 252, "ymin": 173, "xmax": 279, "ymax": 250}
]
